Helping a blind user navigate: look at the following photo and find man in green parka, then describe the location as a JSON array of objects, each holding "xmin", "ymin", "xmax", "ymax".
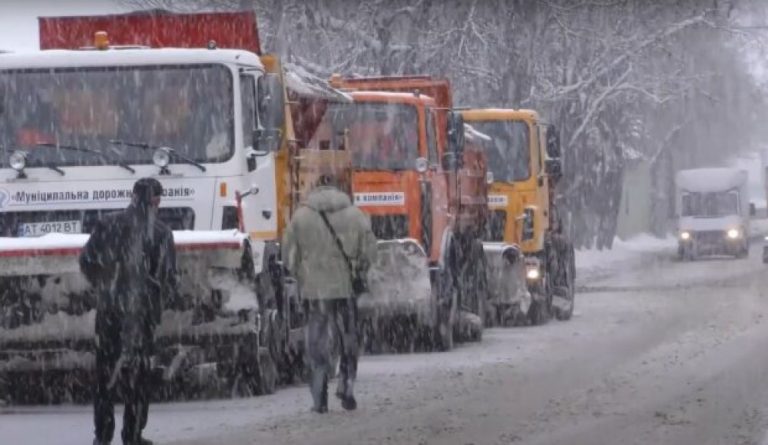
[{"xmin": 282, "ymin": 175, "xmax": 377, "ymax": 413}]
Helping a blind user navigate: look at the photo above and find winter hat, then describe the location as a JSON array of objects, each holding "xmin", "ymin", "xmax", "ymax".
[{"xmin": 133, "ymin": 177, "xmax": 164, "ymax": 205}]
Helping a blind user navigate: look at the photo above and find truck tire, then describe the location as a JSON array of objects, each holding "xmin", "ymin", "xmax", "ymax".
[
  {"xmin": 257, "ymin": 346, "xmax": 277, "ymax": 395},
  {"xmin": 456, "ymin": 238, "xmax": 487, "ymax": 342},
  {"xmin": 736, "ymin": 241, "xmax": 749, "ymax": 259},
  {"xmin": 555, "ymin": 246, "xmax": 576, "ymax": 321},
  {"xmin": 434, "ymin": 244, "xmax": 458, "ymax": 352},
  {"xmin": 528, "ymin": 294, "xmax": 550, "ymax": 326},
  {"xmin": 232, "ymin": 332, "xmax": 276, "ymax": 397}
]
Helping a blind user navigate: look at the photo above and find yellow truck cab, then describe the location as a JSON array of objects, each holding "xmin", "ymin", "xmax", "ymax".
[{"xmin": 462, "ymin": 108, "xmax": 575, "ymax": 325}]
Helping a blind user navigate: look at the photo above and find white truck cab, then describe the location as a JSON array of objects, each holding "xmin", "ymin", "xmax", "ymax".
[
  {"xmin": 0, "ymin": 45, "xmax": 293, "ymax": 402},
  {"xmin": 676, "ymin": 168, "xmax": 750, "ymax": 260}
]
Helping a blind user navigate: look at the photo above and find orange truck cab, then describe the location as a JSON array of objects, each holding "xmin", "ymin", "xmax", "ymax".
[{"xmin": 329, "ymin": 75, "xmax": 488, "ymax": 351}]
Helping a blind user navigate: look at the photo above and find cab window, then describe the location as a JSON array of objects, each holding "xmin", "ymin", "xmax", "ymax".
[{"xmin": 240, "ymin": 74, "xmax": 256, "ymax": 150}]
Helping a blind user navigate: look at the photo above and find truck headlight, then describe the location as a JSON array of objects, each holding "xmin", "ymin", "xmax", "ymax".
[
  {"xmin": 680, "ymin": 231, "xmax": 691, "ymax": 241},
  {"xmin": 727, "ymin": 228, "xmax": 740, "ymax": 239},
  {"xmin": 526, "ymin": 267, "xmax": 541, "ymax": 280}
]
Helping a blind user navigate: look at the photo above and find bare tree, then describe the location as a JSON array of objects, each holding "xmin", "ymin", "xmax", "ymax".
[{"xmin": 120, "ymin": 0, "xmax": 768, "ymax": 247}]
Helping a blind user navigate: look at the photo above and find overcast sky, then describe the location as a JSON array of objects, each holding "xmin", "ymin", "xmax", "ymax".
[{"xmin": 0, "ymin": 0, "xmax": 127, "ymax": 52}]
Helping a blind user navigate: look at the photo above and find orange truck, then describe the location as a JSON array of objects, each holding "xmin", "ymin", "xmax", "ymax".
[{"xmin": 328, "ymin": 75, "xmax": 489, "ymax": 351}]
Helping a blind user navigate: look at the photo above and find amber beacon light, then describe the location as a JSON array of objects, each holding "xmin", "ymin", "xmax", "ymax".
[{"xmin": 94, "ymin": 31, "xmax": 110, "ymax": 50}]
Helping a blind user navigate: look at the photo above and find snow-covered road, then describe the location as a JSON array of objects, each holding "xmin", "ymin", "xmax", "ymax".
[{"xmin": 4, "ymin": 237, "xmax": 768, "ymax": 444}]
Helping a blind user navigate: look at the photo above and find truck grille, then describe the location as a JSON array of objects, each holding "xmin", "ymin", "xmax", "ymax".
[
  {"xmin": 0, "ymin": 207, "xmax": 195, "ymax": 236},
  {"xmin": 370, "ymin": 214, "xmax": 409, "ymax": 240},
  {"xmin": 485, "ymin": 210, "xmax": 507, "ymax": 242},
  {"xmin": 694, "ymin": 230, "xmax": 726, "ymax": 244}
]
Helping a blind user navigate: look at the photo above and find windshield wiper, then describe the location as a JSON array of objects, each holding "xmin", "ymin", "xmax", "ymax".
[
  {"xmin": 36, "ymin": 143, "xmax": 136, "ymax": 174},
  {"xmin": 109, "ymin": 139, "xmax": 206, "ymax": 172}
]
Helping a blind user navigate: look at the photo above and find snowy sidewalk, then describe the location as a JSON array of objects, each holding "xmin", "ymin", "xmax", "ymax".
[{"xmin": 576, "ymin": 234, "xmax": 677, "ymax": 286}]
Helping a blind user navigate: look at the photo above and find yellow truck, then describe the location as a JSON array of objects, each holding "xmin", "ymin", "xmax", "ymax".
[{"xmin": 462, "ymin": 109, "xmax": 575, "ymax": 325}]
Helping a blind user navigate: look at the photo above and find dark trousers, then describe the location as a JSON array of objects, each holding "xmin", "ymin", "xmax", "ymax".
[
  {"xmin": 94, "ymin": 311, "xmax": 151, "ymax": 444},
  {"xmin": 305, "ymin": 298, "xmax": 359, "ymax": 399}
]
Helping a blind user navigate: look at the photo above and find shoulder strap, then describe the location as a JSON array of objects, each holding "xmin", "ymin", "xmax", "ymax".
[{"xmin": 316, "ymin": 209, "xmax": 355, "ymax": 275}]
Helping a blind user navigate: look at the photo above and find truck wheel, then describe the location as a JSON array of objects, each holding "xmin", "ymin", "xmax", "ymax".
[
  {"xmin": 678, "ymin": 243, "xmax": 697, "ymax": 261},
  {"xmin": 456, "ymin": 238, "xmax": 487, "ymax": 341},
  {"xmin": 257, "ymin": 346, "xmax": 277, "ymax": 395},
  {"xmin": 736, "ymin": 243, "xmax": 749, "ymax": 259},
  {"xmin": 528, "ymin": 294, "xmax": 550, "ymax": 325},
  {"xmin": 555, "ymin": 247, "xmax": 576, "ymax": 321},
  {"xmin": 471, "ymin": 240, "xmax": 488, "ymax": 338},
  {"xmin": 435, "ymin": 263, "xmax": 457, "ymax": 352}
]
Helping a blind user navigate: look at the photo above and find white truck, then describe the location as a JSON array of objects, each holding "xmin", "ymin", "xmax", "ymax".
[
  {"xmin": 0, "ymin": 11, "xmax": 350, "ymax": 403},
  {"xmin": 675, "ymin": 168, "xmax": 750, "ymax": 260}
]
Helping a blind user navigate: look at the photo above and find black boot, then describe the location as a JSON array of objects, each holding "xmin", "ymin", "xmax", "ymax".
[
  {"xmin": 310, "ymin": 370, "xmax": 328, "ymax": 413},
  {"xmin": 336, "ymin": 392, "xmax": 357, "ymax": 411},
  {"xmin": 335, "ymin": 378, "xmax": 357, "ymax": 411}
]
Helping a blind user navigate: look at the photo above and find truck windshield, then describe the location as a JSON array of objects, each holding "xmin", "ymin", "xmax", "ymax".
[
  {"xmin": 0, "ymin": 64, "xmax": 233, "ymax": 168},
  {"xmin": 323, "ymin": 102, "xmax": 418, "ymax": 171},
  {"xmin": 682, "ymin": 191, "xmax": 739, "ymax": 217},
  {"xmin": 470, "ymin": 120, "xmax": 530, "ymax": 182}
]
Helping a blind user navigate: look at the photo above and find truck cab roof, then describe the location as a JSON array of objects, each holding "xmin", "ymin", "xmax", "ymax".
[
  {"xmin": 0, "ymin": 48, "xmax": 263, "ymax": 70},
  {"xmin": 676, "ymin": 168, "xmax": 748, "ymax": 193},
  {"xmin": 461, "ymin": 108, "xmax": 540, "ymax": 122},
  {"xmin": 347, "ymin": 90, "xmax": 438, "ymax": 107}
]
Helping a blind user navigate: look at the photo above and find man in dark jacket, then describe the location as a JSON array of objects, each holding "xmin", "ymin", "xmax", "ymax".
[
  {"xmin": 282, "ymin": 175, "xmax": 377, "ymax": 413},
  {"xmin": 80, "ymin": 177, "xmax": 177, "ymax": 445}
]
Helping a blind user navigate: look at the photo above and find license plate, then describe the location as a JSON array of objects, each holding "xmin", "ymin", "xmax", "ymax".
[{"xmin": 18, "ymin": 220, "xmax": 82, "ymax": 237}]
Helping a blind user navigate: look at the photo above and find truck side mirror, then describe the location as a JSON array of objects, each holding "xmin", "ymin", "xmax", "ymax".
[
  {"xmin": 252, "ymin": 128, "xmax": 282, "ymax": 154},
  {"xmin": 546, "ymin": 125, "xmax": 561, "ymax": 159},
  {"xmin": 255, "ymin": 73, "xmax": 285, "ymax": 153},
  {"xmin": 750, "ymin": 202, "xmax": 757, "ymax": 217},
  {"xmin": 545, "ymin": 158, "xmax": 562, "ymax": 179},
  {"xmin": 444, "ymin": 111, "xmax": 465, "ymax": 171}
]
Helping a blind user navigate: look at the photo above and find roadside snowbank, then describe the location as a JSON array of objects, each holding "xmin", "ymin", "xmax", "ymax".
[{"xmin": 576, "ymin": 233, "xmax": 676, "ymax": 282}]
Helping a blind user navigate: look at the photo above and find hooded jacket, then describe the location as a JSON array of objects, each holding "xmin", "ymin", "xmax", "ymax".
[
  {"xmin": 282, "ymin": 186, "xmax": 377, "ymax": 300},
  {"xmin": 79, "ymin": 203, "xmax": 177, "ymax": 354}
]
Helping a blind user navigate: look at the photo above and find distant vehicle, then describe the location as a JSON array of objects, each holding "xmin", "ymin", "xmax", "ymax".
[{"xmin": 675, "ymin": 168, "xmax": 752, "ymax": 260}]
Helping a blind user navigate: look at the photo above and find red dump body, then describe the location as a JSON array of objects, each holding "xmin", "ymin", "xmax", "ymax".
[{"xmin": 39, "ymin": 10, "xmax": 261, "ymax": 53}]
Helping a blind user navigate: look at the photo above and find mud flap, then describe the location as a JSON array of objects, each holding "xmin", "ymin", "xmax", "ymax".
[{"xmin": 482, "ymin": 243, "xmax": 531, "ymax": 326}]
